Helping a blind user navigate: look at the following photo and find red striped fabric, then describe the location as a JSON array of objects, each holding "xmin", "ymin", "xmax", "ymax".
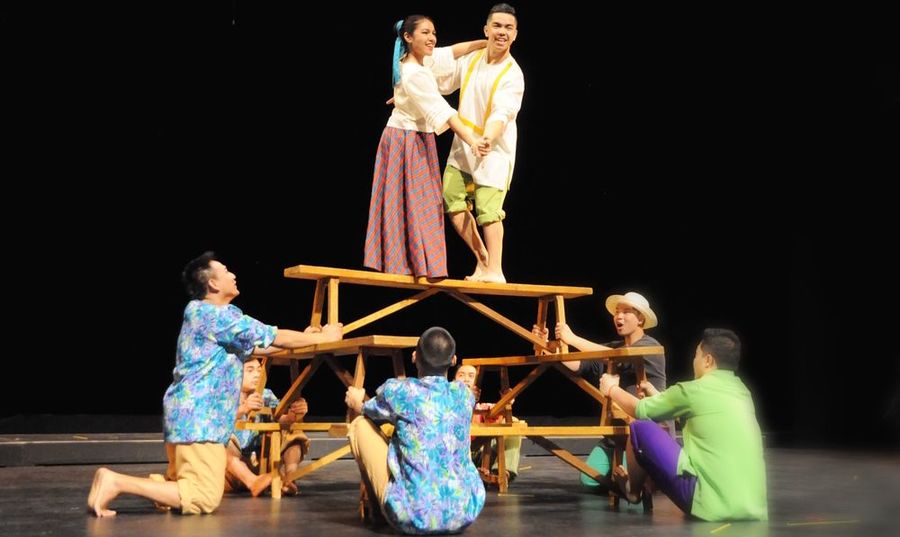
[{"xmin": 364, "ymin": 127, "xmax": 447, "ymax": 278}]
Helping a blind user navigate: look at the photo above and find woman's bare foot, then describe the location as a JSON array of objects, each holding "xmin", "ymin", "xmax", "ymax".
[
  {"xmin": 87, "ymin": 468, "xmax": 119, "ymax": 517},
  {"xmin": 249, "ymin": 472, "xmax": 274, "ymax": 497},
  {"xmin": 612, "ymin": 465, "xmax": 641, "ymax": 504}
]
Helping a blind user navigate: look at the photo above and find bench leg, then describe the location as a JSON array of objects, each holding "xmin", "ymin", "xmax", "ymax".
[
  {"xmin": 270, "ymin": 431, "xmax": 282, "ymax": 499},
  {"xmin": 496, "ymin": 436, "xmax": 507, "ymax": 493}
]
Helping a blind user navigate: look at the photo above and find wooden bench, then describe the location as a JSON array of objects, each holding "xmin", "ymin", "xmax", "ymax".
[
  {"xmin": 283, "ymin": 265, "xmax": 592, "ymax": 355},
  {"xmin": 244, "ymin": 264, "xmax": 595, "ymax": 499},
  {"xmin": 236, "ymin": 335, "xmax": 418, "ymax": 497},
  {"xmin": 463, "ymin": 346, "xmax": 663, "ymax": 510}
]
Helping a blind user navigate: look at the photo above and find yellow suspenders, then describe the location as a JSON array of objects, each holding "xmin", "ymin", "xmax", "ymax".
[{"xmin": 458, "ymin": 50, "xmax": 514, "ymax": 135}]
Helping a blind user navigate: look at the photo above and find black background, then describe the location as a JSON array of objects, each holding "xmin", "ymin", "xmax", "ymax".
[{"xmin": 4, "ymin": 2, "xmax": 898, "ymax": 448}]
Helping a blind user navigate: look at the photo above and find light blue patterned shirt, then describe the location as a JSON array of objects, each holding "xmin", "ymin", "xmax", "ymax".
[
  {"xmin": 363, "ymin": 376, "xmax": 485, "ymax": 534},
  {"xmin": 163, "ymin": 300, "xmax": 276, "ymax": 444},
  {"xmin": 234, "ymin": 388, "xmax": 280, "ymax": 451}
]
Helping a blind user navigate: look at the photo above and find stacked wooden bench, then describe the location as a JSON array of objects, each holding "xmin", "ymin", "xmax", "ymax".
[
  {"xmin": 238, "ymin": 335, "xmax": 417, "ymax": 498},
  {"xmin": 463, "ymin": 346, "xmax": 661, "ymax": 510},
  {"xmin": 237, "ymin": 264, "xmax": 654, "ymax": 509}
]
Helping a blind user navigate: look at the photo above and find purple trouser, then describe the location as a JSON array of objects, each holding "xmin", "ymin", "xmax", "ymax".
[{"xmin": 630, "ymin": 420, "xmax": 697, "ymax": 514}]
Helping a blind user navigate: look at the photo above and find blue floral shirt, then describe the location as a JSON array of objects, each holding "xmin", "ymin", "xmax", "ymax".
[
  {"xmin": 163, "ymin": 300, "xmax": 276, "ymax": 444},
  {"xmin": 363, "ymin": 376, "xmax": 485, "ymax": 534},
  {"xmin": 234, "ymin": 388, "xmax": 280, "ymax": 451}
]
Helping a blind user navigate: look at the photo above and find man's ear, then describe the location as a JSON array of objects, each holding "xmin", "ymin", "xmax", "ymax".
[
  {"xmin": 411, "ymin": 351, "xmax": 417, "ymax": 364},
  {"xmin": 450, "ymin": 355, "xmax": 457, "ymax": 367}
]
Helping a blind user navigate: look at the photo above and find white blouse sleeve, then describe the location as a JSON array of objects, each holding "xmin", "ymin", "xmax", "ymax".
[
  {"xmin": 430, "ymin": 47, "xmax": 462, "ymax": 95},
  {"xmin": 429, "ymin": 47, "xmax": 456, "ymax": 77},
  {"xmin": 402, "ymin": 68, "xmax": 457, "ymax": 134}
]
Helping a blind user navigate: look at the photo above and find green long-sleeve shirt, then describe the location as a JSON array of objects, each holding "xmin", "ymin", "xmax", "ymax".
[{"xmin": 636, "ymin": 370, "xmax": 768, "ymax": 521}]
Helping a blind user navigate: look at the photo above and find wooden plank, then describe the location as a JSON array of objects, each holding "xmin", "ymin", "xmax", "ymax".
[
  {"xmin": 352, "ymin": 351, "xmax": 367, "ymax": 388},
  {"xmin": 554, "ymin": 296, "xmax": 569, "ymax": 354},
  {"xmin": 273, "ymin": 358, "xmax": 321, "ymax": 418},
  {"xmin": 533, "ymin": 298, "xmax": 549, "ymax": 355},
  {"xmin": 479, "ymin": 438, "xmax": 493, "ymax": 482},
  {"xmin": 253, "ymin": 335, "xmax": 419, "ymax": 360},
  {"xmin": 325, "ymin": 359, "xmax": 355, "ymax": 388},
  {"xmin": 289, "ymin": 422, "xmax": 343, "ymax": 432},
  {"xmin": 343, "ymin": 288, "xmax": 440, "ymax": 335},
  {"xmin": 391, "ymin": 349, "xmax": 406, "ymax": 379},
  {"xmin": 327, "ymin": 278, "xmax": 339, "ymax": 325},
  {"xmin": 256, "ymin": 357, "xmax": 269, "ymax": 396},
  {"xmin": 463, "ymin": 346, "xmax": 665, "ymax": 366},
  {"xmin": 234, "ymin": 421, "xmax": 280, "ymax": 432},
  {"xmin": 636, "ymin": 360, "xmax": 648, "ymax": 396},
  {"xmin": 445, "ymin": 290, "xmax": 552, "ymax": 351},
  {"xmin": 529, "ymin": 435, "xmax": 613, "ymax": 489},
  {"xmin": 552, "ymin": 362, "xmax": 606, "ymax": 403},
  {"xmin": 270, "ymin": 431, "xmax": 282, "ymax": 499},
  {"xmin": 499, "ymin": 368, "xmax": 513, "ymax": 423},
  {"xmin": 347, "ymin": 351, "xmax": 366, "ymax": 421},
  {"xmin": 470, "ymin": 425, "xmax": 629, "ymax": 436},
  {"xmin": 328, "ymin": 423, "xmax": 349, "ymax": 437},
  {"xmin": 284, "ymin": 444, "xmax": 352, "ymax": 482},
  {"xmin": 258, "ymin": 435, "xmax": 269, "ymax": 483},
  {"xmin": 284, "ymin": 265, "xmax": 593, "ymax": 299},
  {"xmin": 486, "ymin": 364, "xmax": 549, "ymax": 419},
  {"xmin": 310, "ymin": 279, "xmax": 325, "ymax": 328},
  {"xmin": 496, "ymin": 436, "xmax": 507, "ymax": 493},
  {"xmin": 602, "ymin": 361, "xmax": 618, "ymax": 426}
]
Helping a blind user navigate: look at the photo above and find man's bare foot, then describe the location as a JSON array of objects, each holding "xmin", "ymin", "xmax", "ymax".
[
  {"xmin": 612, "ymin": 465, "xmax": 641, "ymax": 504},
  {"xmin": 359, "ymin": 482, "xmax": 387, "ymax": 526},
  {"xmin": 475, "ymin": 271, "xmax": 506, "ymax": 284},
  {"xmin": 87, "ymin": 467, "xmax": 101, "ymax": 509},
  {"xmin": 281, "ymin": 480, "xmax": 300, "ymax": 496},
  {"xmin": 249, "ymin": 472, "xmax": 274, "ymax": 497},
  {"xmin": 88, "ymin": 468, "xmax": 119, "ymax": 517}
]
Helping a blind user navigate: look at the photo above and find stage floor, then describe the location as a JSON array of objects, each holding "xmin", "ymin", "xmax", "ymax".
[{"xmin": 1, "ymin": 448, "xmax": 896, "ymax": 537}]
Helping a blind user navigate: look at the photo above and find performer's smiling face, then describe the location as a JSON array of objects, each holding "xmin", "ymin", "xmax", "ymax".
[
  {"xmin": 484, "ymin": 13, "xmax": 517, "ymax": 55},
  {"xmin": 404, "ymin": 19, "xmax": 437, "ymax": 59}
]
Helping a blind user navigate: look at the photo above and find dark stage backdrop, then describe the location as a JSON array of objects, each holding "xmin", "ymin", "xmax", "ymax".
[{"xmin": 5, "ymin": 3, "xmax": 898, "ymax": 448}]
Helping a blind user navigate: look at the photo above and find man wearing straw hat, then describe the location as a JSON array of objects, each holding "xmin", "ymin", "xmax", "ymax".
[{"xmin": 534, "ymin": 291, "xmax": 673, "ymax": 436}]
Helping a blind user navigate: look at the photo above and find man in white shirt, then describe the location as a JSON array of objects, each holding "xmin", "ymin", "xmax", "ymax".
[{"xmin": 435, "ymin": 4, "xmax": 524, "ymax": 284}]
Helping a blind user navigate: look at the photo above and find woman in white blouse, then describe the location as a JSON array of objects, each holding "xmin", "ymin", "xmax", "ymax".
[{"xmin": 364, "ymin": 15, "xmax": 486, "ymax": 279}]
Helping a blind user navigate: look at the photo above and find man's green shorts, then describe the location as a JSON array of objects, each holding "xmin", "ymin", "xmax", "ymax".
[{"xmin": 442, "ymin": 165, "xmax": 507, "ymax": 225}]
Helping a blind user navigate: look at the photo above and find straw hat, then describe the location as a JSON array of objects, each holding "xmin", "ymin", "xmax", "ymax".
[{"xmin": 605, "ymin": 291, "xmax": 658, "ymax": 329}]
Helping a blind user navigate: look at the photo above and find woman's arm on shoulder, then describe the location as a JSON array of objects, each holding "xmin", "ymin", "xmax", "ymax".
[{"xmin": 450, "ymin": 39, "xmax": 487, "ymax": 58}]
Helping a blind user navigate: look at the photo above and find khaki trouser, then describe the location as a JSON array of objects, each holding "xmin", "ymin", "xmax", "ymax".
[
  {"xmin": 166, "ymin": 442, "xmax": 226, "ymax": 514},
  {"xmin": 347, "ymin": 416, "xmax": 391, "ymax": 507}
]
